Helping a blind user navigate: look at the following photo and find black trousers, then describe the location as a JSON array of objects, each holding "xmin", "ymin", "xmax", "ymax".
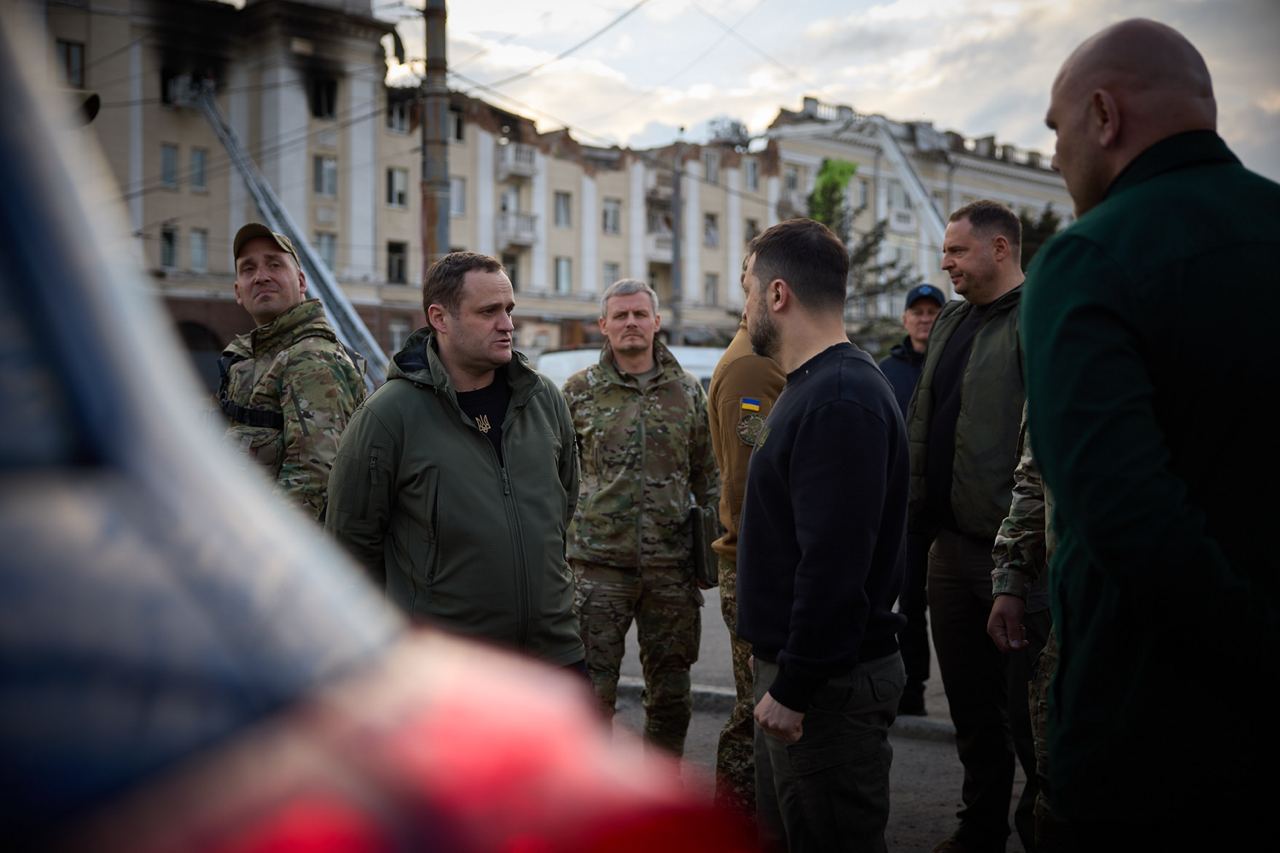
[
  {"xmin": 898, "ymin": 530, "xmax": 932, "ymax": 698},
  {"xmin": 929, "ymin": 529, "xmax": 1049, "ymax": 852}
]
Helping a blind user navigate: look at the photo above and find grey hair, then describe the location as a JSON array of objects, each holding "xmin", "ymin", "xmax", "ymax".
[{"xmin": 599, "ymin": 278, "xmax": 659, "ymax": 318}]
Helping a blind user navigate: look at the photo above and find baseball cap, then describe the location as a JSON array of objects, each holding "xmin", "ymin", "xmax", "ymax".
[
  {"xmin": 905, "ymin": 284, "xmax": 945, "ymax": 310},
  {"xmin": 233, "ymin": 223, "xmax": 301, "ymax": 268}
]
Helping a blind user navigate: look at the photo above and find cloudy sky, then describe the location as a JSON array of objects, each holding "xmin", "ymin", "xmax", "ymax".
[{"xmin": 377, "ymin": 0, "xmax": 1280, "ymax": 181}]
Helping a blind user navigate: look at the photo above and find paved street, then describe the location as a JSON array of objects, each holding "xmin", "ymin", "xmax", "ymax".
[{"xmin": 615, "ymin": 587, "xmax": 1029, "ymax": 853}]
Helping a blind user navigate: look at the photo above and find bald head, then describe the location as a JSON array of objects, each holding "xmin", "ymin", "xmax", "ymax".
[{"xmin": 1046, "ymin": 19, "xmax": 1217, "ymax": 215}]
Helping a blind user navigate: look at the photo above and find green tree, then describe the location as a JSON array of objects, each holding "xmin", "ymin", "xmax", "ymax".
[
  {"xmin": 1019, "ymin": 203, "xmax": 1063, "ymax": 270},
  {"xmin": 805, "ymin": 159, "xmax": 916, "ymax": 317},
  {"xmin": 807, "ymin": 158, "xmax": 859, "ymax": 242}
]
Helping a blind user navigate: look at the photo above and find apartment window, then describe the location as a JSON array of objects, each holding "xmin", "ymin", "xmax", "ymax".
[
  {"xmin": 554, "ymin": 191, "xmax": 572, "ymax": 227},
  {"xmin": 388, "ymin": 318, "xmax": 411, "ymax": 351},
  {"xmin": 745, "ymin": 218, "xmax": 759, "ymax": 242},
  {"xmin": 703, "ymin": 213, "xmax": 719, "ymax": 249},
  {"xmin": 449, "ymin": 107, "xmax": 465, "ymax": 142},
  {"xmin": 785, "ymin": 165, "xmax": 799, "ymax": 191},
  {"xmin": 704, "ymin": 272, "xmax": 719, "ymax": 306},
  {"xmin": 502, "ymin": 253, "xmax": 520, "ymax": 290},
  {"xmin": 859, "ymin": 178, "xmax": 870, "ymax": 209},
  {"xmin": 308, "ymin": 75, "xmax": 337, "ymax": 119},
  {"xmin": 554, "ymin": 256, "xmax": 572, "ymax": 294},
  {"xmin": 386, "ymin": 96, "xmax": 410, "ymax": 133},
  {"xmin": 160, "ymin": 226, "xmax": 177, "ymax": 269},
  {"xmin": 888, "ymin": 179, "xmax": 913, "ymax": 210},
  {"xmin": 387, "ymin": 241, "xmax": 408, "ymax": 284},
  {"xmin": 190, "ymin": 148, "xmax": 207, "ymax": 190},
  {"xmin": 386, "ymin": 167, "xmax": 408, "ymax": 207},
  {"xmin": 602, "ymin": 197, "xmax": 621, "ymax": 235},
  {"xmin": 450, "ymin": 176, "xmax": 466, "ymax": 217},
  {"xmin": 703, "ymin": 150, "xmax": 719, "ymax": 185},
  {"xmin": 602, "ymin": 261, "xmax": 620, "ymax": 288},
  {"xmin": 314, "ymin": 156, "xmax": 337, "ymax": 197},
  {"xmin": 190, "ymin": 229, "xmax": 208, "ymax": 272},
  {"xmin": 160, "ymin": 143, "xmax": 179, "ymax": 188},
  {"xmin": 745, "ymin": 159, "xmax": 759, "ymax": 192},
  {"xmin": 56, "ymin": 40, "xmax": 84, "ymax": 89},
  {"xmin": 315, "ymin": 231, "xmax": 337, "ymax": 269}
]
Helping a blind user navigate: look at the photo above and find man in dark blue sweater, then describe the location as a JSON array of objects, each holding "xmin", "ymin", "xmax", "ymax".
[
  {"xmin": 878, "ymin": 282, "xmax": 945, "ymax": 718},
  {"xmin": 738, "ymin": 218, "xmax": 908, "ymax": 852}
]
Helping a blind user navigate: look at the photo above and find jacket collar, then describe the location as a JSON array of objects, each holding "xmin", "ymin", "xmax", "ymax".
[
  {"xmin": 597, "ymin": 338, "xmax": 681, "ymax": 386},
  {"xmin": 388, "ymin": 326, "xmax": 539, "ymax": 400},
  {"xmin": 224, "ymin": 299, "xmax": 332, "ymax": 358},
  {"xmin": 1106, "ymin": 130, "xmax": 1238, "ymax": 202}
]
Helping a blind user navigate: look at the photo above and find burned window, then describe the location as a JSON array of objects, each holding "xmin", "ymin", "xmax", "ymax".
[{"xmin": 308, "ymin": 76, "xmax": 338, "ymax": 119}]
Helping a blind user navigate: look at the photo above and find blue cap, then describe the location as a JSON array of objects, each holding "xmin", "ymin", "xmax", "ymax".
[{"xmin": 905, "ymin": 284, "xmax": 945, "ymax": 310}]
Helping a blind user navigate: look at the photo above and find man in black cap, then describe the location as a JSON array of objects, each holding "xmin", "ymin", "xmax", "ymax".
[
  {"xmin": 880, "ymin": 284, "xmax": 945, "ymax": 416},
  {"xmin": 879, "ymin": 282, "xmax": 946, "ymax": 717},
  {"xmin": 219, "ymin": 223, "xmax": 365, "ymax": 521}
]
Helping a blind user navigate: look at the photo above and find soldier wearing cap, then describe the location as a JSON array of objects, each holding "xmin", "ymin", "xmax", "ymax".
[
  {"xmin": 879, "ymin": 282, "xmax": 946, "ymax": 719},
  {"xmin": 218, "ymin": 223, "xmax": 365, "ymax": 521}
]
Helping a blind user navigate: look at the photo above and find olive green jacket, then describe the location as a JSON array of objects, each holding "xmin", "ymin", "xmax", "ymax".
[
  {"xmin": 906, "ymin": 285, "xmax": 1024, "ymax": 540},
  {"xmin": 326, "ymin": 328, "xmax": 583, "ymax": 665}
]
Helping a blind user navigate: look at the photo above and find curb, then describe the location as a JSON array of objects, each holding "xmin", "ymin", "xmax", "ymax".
[{"xmin": 617, "ymin": 677, "xmax": 956, "ymax": 744}]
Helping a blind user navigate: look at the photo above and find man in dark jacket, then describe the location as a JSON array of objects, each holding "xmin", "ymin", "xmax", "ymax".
[
  {"xmin": 906, "ymin": 201, "xmax": 1048, "ymax": 853},
  {"xmin": 326, "ymin": 252, "xmax": 584, "ymax": 669},
  {"xmin": 879, "ymin": 282, "xmax": 945, "ymax": 718},
  {"xmin": 1024, "ymin": 19, "xmax": 1279, "ymax": 846},
  {"xmin": 879, "ymin": 283, "xmax": 944, "ymax": 417}
]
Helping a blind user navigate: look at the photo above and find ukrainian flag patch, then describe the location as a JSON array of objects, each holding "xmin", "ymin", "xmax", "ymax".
[{"xmin": 740, "ymin": 397, "xmax": 761, "ymax": 412}]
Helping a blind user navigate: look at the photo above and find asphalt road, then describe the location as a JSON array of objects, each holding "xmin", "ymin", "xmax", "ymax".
[{"xmin": 615, "ymin": 587, "xmax": 1030, "ymax": 853}]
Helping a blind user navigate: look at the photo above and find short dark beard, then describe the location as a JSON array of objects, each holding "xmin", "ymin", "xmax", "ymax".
[{"xmin": 749, "ymin": 308, "xmax": 779, "ymax": 360}]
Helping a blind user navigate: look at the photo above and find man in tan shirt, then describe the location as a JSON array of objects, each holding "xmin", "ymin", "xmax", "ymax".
[{"xmin": 707, "ymin": 282, "xmax": 785, "ymax": 812}]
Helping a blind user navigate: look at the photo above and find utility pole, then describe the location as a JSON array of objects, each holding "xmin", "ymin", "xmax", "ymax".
[
  {"xmin": 669, "ymin": 132, "xmax": 684, "ymax": 345},
  {"xmin": 421, "ymin": 0, "xmax": 449, "ymax": 273}
]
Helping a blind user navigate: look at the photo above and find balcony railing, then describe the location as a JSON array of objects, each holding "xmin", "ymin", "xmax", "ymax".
[
  {"xmin": 498, "ymin": 211, "xmax": 536, "ymax": 247},
  {"xmin": 497, "ymin": 142, "xmax": 536, "ymax": 180},
  {"xmin": 889, "ymin": 208, "xmax": 917, "ymax": 233},
  {"xmin": 645, "ymin": 230, "xmax": 673, "ymax": 261}
]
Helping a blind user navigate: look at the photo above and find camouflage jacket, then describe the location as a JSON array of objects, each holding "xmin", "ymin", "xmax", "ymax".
[
  {"xmin": 991, "ymin": 405, "xmax": 1054, "ymax": 606},
  {"xmin": 219, "ymin": 299, "xmax": 365, "ymax": 521},
  {"xmin": 563, "ymin": 340, "xmax": 719, "ymax": 569}
]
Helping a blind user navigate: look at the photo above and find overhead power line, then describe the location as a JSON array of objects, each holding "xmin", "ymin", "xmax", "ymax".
[{"xmin": 481, "ymin": 0, "xmax": 652, "ymax": 89}]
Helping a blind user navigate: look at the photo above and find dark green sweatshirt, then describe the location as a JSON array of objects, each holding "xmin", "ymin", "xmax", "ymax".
[{"xmin": 1023, "ymin": 131, "xmax": 1280, "ymax": 822}]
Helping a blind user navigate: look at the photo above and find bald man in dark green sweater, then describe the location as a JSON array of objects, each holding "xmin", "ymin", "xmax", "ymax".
[{"xmin": 1025, "ymin": 18, "xmax": 1279, "ymax": 846}]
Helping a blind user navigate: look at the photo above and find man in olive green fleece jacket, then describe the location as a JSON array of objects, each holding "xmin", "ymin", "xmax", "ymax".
[
  {"xmin": 905, "ymin": 201, "xmax": 1048, "ymax": 853},
  {"xmin": 1025, "ymin": 19, "xmax": 1279, "ymax": 845},
  {"xmin": 326, "ymin": 253, "xmax": 583, "ymax": 667}
]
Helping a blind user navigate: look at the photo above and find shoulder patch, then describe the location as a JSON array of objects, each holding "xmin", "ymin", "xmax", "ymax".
[{"xmin": 737, "ymin": 412, "xmax": 767, "ymax": 447}]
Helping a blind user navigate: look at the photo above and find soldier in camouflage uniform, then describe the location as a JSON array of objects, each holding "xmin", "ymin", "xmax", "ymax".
[
  {"xmin": 988, "ymin": 406, "xmax": 1064, "ymax": 852},
  {"xmin": 219, "ymin": 223, "xmax": 365, "ymax": 521},
  {"xmin": 563, "ymin": 278, "xmax": 719, "ymax": 756},
  {"xmin": 706, "ymin": 310, "xmax": 784, "ymax": 813}
]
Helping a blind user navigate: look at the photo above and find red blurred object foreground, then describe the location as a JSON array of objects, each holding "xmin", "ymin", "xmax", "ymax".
[{"xmin": 55, "ymin": 633, "xmax": 757, "ymax": 853}]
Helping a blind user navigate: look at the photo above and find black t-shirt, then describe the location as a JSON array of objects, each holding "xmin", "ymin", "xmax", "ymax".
[
  {"xmin": 924, "ymin": 301, "xmax": 993, "ymax": 532},
  {"xmin": 455, "ymin": 371, "xmax": 510, "ymax": 464}
]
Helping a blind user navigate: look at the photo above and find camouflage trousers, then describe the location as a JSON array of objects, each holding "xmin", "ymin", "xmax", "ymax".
[
  {"xmin": 572, "ymin": 562, "xmax": 702, "ymax": 756},
  {"xmin": 1029, "ymin": 628, "xmax": 1068, "ymax": 852},
  {"xmin": 715, "ymin": 554, "xmax": 756, "ymax": 815}
]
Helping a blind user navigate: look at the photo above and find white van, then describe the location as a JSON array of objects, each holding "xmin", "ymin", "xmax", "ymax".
[{"xmin": 535, "ymin": 345, "xmax": 726, "ymax": 390}]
